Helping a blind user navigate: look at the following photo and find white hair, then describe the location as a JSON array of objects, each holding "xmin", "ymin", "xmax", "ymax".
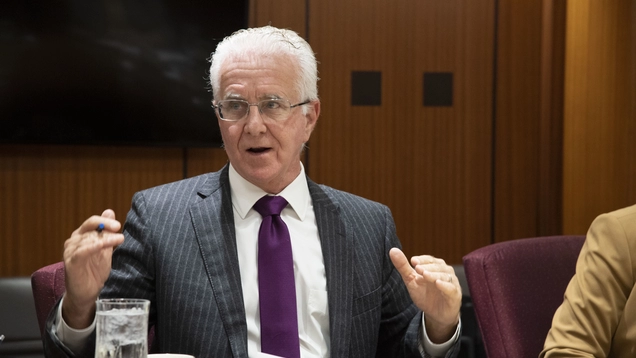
[{"xmin": 208, "ymin": 26, "xmax": 319, "ymax": 104}]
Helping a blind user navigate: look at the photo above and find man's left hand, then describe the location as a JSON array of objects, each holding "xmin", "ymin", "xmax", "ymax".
[{"xmin": 389, "ymin": 247, "xmax": 462, "ymax": 343}]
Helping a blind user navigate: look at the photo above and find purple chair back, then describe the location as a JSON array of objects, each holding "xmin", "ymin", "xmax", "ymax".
[
  {"xmin": 31, "ymin": 262, "xmax": 156, "ymax": 350},
  {"xmin": 463, "ymin": 235, "xmax": 585, "ymax": 358},
  {"xmin": 31, "ymin": 261, "xmax": 66, "ymax": 335}
]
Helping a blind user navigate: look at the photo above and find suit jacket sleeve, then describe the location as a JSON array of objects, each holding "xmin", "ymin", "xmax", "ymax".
[
  {"xmin": 541, "ymin": 208, "xmax": 636, "ymax": 357},
  {"xmin": 42, "ymin": 298, "xmax": 97, "ymax": 358},
  {"xmin": 379, "ymin": 207, "xmax": 460, "ymax": 358},
  {"xmin": 42, "ymin": 190, "xmax": 156, "ymax": 358},
  {"xmin": 334, "ymin": 192, "xmax": 459, "ymax": 358}
]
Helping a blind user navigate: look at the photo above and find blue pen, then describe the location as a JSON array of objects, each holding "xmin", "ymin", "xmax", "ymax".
[{"xmin": 97, "ymin": 223, "xmax": 105, "ymax": 234}]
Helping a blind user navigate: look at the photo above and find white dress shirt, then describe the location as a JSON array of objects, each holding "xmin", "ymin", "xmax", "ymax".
[{"xmin": 229, "ymin": 164, "xmax": 329, "ymax": 358}]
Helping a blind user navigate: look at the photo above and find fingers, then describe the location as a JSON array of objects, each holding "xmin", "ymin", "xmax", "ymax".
[
  {"xmin": 414, "ymin": 263, "xmax": 454, "ymax": 280},
  {"xmin": 389, "ymin": 248, "xmax": 416, "ymax": 281},
  {"xmin": 411, "ymin": 255, "xmax": 448, "ymax": 272},
  {"xmin": 421, "ymin": 267, "xmax": 462, "ymax": 300},
  {"xmin": 391, "ymin": 249, "xmax": 451, "ymax": 280},
  {"xmin": 61, "ymin": 210, "xmax": 125, "ymax": 327},
  {"xmin": 64, "ymin": 231, "xmax": 122, "ymax": 260},
  {"xmin": 391, "ymin": 247, "xmax": 462, "ymax": 330},
  {"xmin": 433, "ymin": 273, "xmax": 461, "ymax": 296},
  {"xmin": 64, "ymin": 211, "xmax": 124, "ymax": 261},
  {"xmin": 412, "ymin": 255, "xmax": 452, "ymax": 278},
  {"xmin": 101, "ymin": 209, "xmax": 116, "ymax": 220},
  {"xmin": 77, "ymin": 211, "xmax": 121, "ymax": 235},
  {"xmin": 391, "ymin": 249, "xmax": 462, "ymax": 295}
]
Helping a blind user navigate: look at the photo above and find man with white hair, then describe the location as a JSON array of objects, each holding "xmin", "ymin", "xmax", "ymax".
[{"xmin": 44, "ymin": 26, "xmax": 462, "ymax": 358}]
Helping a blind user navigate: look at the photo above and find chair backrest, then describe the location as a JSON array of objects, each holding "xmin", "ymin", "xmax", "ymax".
[
  {"xmin": 31, "ymin": 261, "xmax": 157, "ymax": 351},
  {"xmin": 0, "ymin": 277, "xmax": 45, "ymax": 357},
  {"xmin": 31, "ymin": 262, "xmax": 66, "ymax": 336},
  {"xmin": 462, "ymin": 235, "xmax": 585, "ymax": 358}
]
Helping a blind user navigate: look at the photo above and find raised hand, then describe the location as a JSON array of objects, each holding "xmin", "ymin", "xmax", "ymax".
[
  {"xmin": 61, "ymin": 209, "xmax": 124, "ymax": 329},
  {"xmin": 389, "ymin": 247, "xmax": 461, "ymax": 343}
]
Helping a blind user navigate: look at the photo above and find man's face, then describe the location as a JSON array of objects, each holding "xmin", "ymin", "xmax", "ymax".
[{"xmin": 216, "ymin": 53, "xmax": 319, "ymax": 194}]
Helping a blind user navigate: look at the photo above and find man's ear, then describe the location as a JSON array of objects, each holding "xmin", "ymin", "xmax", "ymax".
[{"xmin": 304, "ymin": 100, "xmax": 320, "ymax": 136}]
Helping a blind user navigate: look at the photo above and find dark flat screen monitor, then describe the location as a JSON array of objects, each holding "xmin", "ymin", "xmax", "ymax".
[{"xmin": 0, "ymin": 0, "xmax": 247, "ymax": 147}]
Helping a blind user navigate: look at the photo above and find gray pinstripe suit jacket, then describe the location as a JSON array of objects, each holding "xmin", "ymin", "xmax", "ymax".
[{"xmin": 44, "ymin": 165, "xmax": 459, "ymax": 358}]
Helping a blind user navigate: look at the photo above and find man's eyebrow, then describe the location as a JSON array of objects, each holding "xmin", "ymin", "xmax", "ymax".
[
  {"xmin": 222, "ymin": 93, "xmax": 284, "ymax": 100},
  {"xmin": 225, "ymin": 93, "xmax": 244, "ymax": 99},
  {"xmin": 259, "ymin": 94, "xmax": 283, "ymax": 100}
]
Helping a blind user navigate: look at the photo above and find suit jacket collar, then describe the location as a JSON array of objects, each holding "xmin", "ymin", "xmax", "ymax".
[{"xmin": 191, "ymin": 166, "xmax": 355, "ymax": 357}]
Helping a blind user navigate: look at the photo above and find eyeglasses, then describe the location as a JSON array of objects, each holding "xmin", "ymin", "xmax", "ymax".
[{"xmin": 212, "ymin": 99, "xmax": 310, "ymax": 122}]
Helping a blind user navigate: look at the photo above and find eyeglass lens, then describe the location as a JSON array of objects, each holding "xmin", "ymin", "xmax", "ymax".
[{"xmin": 217, "ymin": 99, "xmax": 292, "ymax": 121}]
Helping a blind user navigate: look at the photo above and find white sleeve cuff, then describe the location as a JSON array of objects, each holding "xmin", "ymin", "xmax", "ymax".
[
  {"xmin": 54, "ymin": 296, "xmax": 96, "ymax": 353},
  {"xmin": 419, "ymin": 314, "xmax": 461, "ymax": 357}
]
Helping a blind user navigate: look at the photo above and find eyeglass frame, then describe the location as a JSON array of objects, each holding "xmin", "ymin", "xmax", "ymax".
[{"xmin": 211, "ymin": 98, "xmax": 311, "ymax": 122}]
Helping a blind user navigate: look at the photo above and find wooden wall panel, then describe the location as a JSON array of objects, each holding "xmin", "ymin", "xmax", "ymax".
[
  {"xmin": 0, "ymin": 145, "xmax": 183, "ymax": 276},
  {"xmin": 249, "ymin": 0, "xmax": 307, "ymax": 36},
  {"xmin": 1, "ymin": 0, "xmax": 592, "ymax": 276},
  {"xmin": 538, "ymin": 0, "xmax": 566, "ymax": 236},
  {"xmin": 308, "ymin": 0, "xmax": 495, "ymax": 262},
  {"xmin": 493, "ymin": 0, "xmax": 544, "ymax": 242},
  {"xmin": 185, "ymin": 148, "xmax": 229, "ymax": 178},
  {"xmin": 563, "ymin": 0, "xmax": 636, "ymax": 234}
]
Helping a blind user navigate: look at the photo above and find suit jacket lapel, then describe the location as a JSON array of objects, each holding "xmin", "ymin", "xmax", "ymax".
[
  {"xmin": 187, "ymin": 170, "xmax": 355, "ymax": 357},
  {"xmin": 190, "ymin": 166, "xmax": 248, "ymax": 358},
  {"xmin": 309, "ymin": 179, "xmax": 355, "ymax": 358}
]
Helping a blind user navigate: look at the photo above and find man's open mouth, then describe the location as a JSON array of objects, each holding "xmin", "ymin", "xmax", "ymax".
[{"xmin": 248, "ymin": 147, "xmax": 270, "ymax": 153}]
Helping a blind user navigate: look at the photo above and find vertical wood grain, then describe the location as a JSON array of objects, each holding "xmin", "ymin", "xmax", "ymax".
[
  {"xmin": 0, "ymin": 145, "xmax": 183, "ymax": 276},
  {"xmin": 493, "ymin": 0, "xmax": 544, "ymax": 242},
  {"xmin": 308, "ymin": 0, "xmax": 495, "ymax": 262},
  {"xmin": 2, "ymin": 0, "xmax": 605, "ymax": 277},
  {"xmin": 185, "ymin": 147, "xmax": 229, "ymax": 178},
  {"xmin": 538, "ymin": 0, "xmax": 566, "ymax": 236},
  {"xmin": 563, "ymin": 0, "xmax": 636, "ymax": 234},
  {"xmin": 249, "ymin": 0, "xmax": 307, "ymax": 36}
]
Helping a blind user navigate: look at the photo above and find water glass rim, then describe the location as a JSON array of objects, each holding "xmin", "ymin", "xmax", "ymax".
[
  {"xmin": 96, "ymin": 298, "xmax": 150, "ymax": 310},
  {"xmin": 97, "ymin": 298, "xmax": 150, "ymax": 303}
]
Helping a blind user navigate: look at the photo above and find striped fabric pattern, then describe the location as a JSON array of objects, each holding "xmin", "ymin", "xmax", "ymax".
[{"xmin": 45, "ymin": 165, "xmax": 459, "ymax": 358}]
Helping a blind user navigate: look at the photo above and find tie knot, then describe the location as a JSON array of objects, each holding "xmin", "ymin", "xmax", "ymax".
[{"xmin": 254, "ymin": 195, "xmax": 288, "ymax": 217}]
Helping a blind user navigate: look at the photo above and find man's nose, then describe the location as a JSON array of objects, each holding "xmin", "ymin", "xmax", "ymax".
[{"xmin": 244, "ymin": 104, "xmax": 266, "ymax": 134}]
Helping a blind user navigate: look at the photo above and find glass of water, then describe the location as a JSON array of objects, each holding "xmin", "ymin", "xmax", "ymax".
[{"xmin": 95, "ymin": 298, "xmax": 150, "ymax": 358}]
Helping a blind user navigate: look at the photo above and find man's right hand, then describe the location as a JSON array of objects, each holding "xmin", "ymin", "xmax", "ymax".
[{"xmin": 61, "ymin": 209, "xmax": 124, "ymax": 329}]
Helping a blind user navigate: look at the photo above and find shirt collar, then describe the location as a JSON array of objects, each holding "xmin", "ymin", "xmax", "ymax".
[{"xmin": 228, "ymin": 163, "xmax": 310, "ymax": 221}]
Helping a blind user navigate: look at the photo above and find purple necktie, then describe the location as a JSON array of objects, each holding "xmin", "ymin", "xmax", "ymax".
[{"xmin": 254, "ymin": 195, "xmax": 300, "ymax": 358}]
